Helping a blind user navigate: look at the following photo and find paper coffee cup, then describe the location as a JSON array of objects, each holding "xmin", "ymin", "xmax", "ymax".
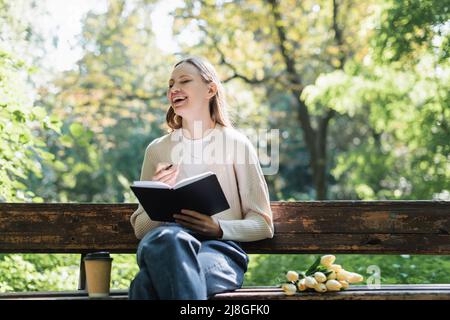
[{"xmin": 84, "ymin": 252, "xmax": 113, "ymax": 298}]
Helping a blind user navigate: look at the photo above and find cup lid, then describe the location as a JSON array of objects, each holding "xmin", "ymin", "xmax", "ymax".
[{"xmin": 84, "ymin": 251, "xmax": 113, "ymax": 261}]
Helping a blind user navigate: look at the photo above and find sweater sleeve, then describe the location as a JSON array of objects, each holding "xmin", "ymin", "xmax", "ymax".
[
  {"xmin": 213, "ymin": 137, "xmax": 274, "ymax": 242},
  {"xmin": 214, "ymin": 212, "xmax": 273, "ymax": 242},
  {"xmin": 130, "ymin": 143, "xmax": 164, "ymax": 239}
]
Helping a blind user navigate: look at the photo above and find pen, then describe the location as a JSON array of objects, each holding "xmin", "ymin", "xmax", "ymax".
[{"xmin": 164, "ymin": 156, "xmax": 182, "ymax": 171}]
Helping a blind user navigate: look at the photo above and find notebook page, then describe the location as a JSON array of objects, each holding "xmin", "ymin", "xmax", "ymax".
[
  {"xmin": 173, "ymin": 171, "xmax": 214, "ymax": 189},
  {"xmin": 132, "ymin": 181, "xmax": 171, "ymax": 189}
]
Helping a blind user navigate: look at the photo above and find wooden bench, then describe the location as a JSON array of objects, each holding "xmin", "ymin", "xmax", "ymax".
[{"xmin": 0, "ymin": 201, "xmax": 449, "ymax": 300}]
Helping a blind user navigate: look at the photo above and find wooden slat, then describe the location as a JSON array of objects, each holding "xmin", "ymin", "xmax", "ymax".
[
  {"xmin": 214, "ymin": 284, "xmax": 450, "ymax": 300},
  {"xmin": 0, "ymin": 203, "xmax": 138, "ymax": 253},
  {"xmin": 243, "ymin": 233, "xmax": 450, "ymax": 254},
  {"xmin": 271, "ymin": 201, "xmax": 450, "ymax": 234},
  {"xmin": 213, "ymin": 290, "xmax": 450, "ymax": 300},
  {"xmin": 0, "ymin": 201, "xmax": 449, "ymax": 254},
  {"xmin": 1, "ymin": 285, "xmax": 449, "ymax": 300},
  {"xmin": 0, "ymin": 289, "xmax": 128, "ymax": 300}
]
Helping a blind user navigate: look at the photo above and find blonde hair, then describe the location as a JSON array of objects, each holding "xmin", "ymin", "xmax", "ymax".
[{"xmin": 166, "ymin": 56, "xmax": 232, "ymax": 131}]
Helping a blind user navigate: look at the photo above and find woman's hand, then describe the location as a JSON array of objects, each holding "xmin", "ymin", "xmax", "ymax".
[
  {"xmin": 152, "ymin": 162, "xmax": 179, "ymax": 187},
  {"xmin": 174, "ymin": 209, "xmax": 223, "ymax": 239}
]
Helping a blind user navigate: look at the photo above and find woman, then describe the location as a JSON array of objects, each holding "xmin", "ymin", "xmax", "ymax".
[{"xmin": 129, "ymin": 56, "xmax": 274, "ymax": 300}]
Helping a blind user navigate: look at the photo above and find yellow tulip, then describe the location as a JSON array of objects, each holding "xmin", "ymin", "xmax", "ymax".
[
  {"xmin": 320, "ymin": 255, "xmax": 336, "ymax": 267},
  {"xmin": 329, "ymin": 264, "xmax": 343, "ymax": 273},
  {"xmin": 339, "ymin": 280, "xmax": 349, "ymax": 289},
  {"xmin": 347, "ymin": 272, "xmax": 364, "ymax": 283},
  {"xmin": 286, "ymin": 270, "xmax": 299, "ymax": 282},
  {"xmin": 305, "ymin": 276, "xmax": 318, "ymax": 288},
  {"xmin": 314, "ymin": 272, "xmax": 327, "ymax": 283},
  {"xmin": 336, "ymin": 270, "xmax": 351, "ymax": 281},
  {"xmin": 314, "ymin": 283, "xmax": 327, "ymax": 293},
  {"xmin": 327, "ymin": 271, "xmax": 337, "ymax": 280},
  {"xmin": 325, "ymin": 280, "xmax": 342, "ymax": 291},
  {"xmin": 297, "ymin": 278, "xmax": 307, "ymax": 291},
  {"xmin": 282, "ymin": 283, "xmax": 297, "ymax": 296}
]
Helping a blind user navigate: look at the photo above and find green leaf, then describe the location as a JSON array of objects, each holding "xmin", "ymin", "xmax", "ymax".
[
  {"xmin": 12, "ymin": 180, "xmax": 26, "ymax": 189},
  {"xmin": 69, "ymin": 123, "xmax": 85, "ymax": 138},
  {"xmin": 12, "ymin": 110, "xmax": 26, "ymax": 123},
  {"xmin": 32, "ymin": 197, "xmax": 44, "ymax": 203},
  {"xmin": 305, "ymin": 256, "xmax": 321, "ymax": 276},
  {"xmin": 31, "ymin": 107, "xmax": 46, "ymax": 120},
  {"xmin": 53, "ymin": 160, "xmax": 67, "ymax": 171},
  {"xmin": 19, "ymin": 133, "xmax": 30, "ymax": 144},
  {"xmin": 37, "ymin": 150, "xmax": 55, "ymax": 161},
  {"xmin": 60, "ymin": 135, "xmax": 73, "ymax": 147}
]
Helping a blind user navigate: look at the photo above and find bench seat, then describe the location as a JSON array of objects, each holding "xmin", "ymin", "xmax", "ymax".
[{"xmin": 1, "ymin": 285, "xmax": 450, "ymax": 300}]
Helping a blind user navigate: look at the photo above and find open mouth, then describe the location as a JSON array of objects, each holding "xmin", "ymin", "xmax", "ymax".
[{"xmin": 172, "ymin": 96, "xmax": 188, "ymax": 107}]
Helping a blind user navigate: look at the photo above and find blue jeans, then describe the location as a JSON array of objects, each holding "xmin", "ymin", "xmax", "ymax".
[{"xmin": 128, "ymin": 223, "xmax": 249, "ymax": 300}]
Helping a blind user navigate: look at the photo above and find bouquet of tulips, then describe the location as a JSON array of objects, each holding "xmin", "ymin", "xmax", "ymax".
[{"xmin": 281, "ymin": 255, "xmax": 364, "ymax": 295}]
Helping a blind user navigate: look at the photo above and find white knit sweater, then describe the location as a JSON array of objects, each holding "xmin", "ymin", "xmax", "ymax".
[{"xmin": 130, "ymin": 124, "xmax": 274, "ymax": 242}]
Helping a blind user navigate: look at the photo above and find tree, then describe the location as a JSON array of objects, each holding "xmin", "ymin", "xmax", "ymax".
[
  {"xmin": 302, "ymin": 0, "xmax": 450, "ymax": 199},
  {"xmin": 374, "ymin": 0, "xmax": 450, "ymax": 63},
  {"xmin": 34, "ymin": 0, "xmax": 175, "ymax": 202},
  {"xmin": 0, "ymin": 0, "xmax": 61, "ymax": 202},
  {"xmin": 171, "ymin": 0, "xmax": 376, "ymax": 199}
]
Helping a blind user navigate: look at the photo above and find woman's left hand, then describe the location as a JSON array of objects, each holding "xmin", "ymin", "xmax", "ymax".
[{"xmin": 174, "ymin": 209, "xmax": 223, "ymax": 238}]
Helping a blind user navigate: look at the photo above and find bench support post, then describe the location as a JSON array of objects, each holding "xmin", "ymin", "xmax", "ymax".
[{"xmin": 78, "ymin": 253, "xmax": 87, "ymax": 291}]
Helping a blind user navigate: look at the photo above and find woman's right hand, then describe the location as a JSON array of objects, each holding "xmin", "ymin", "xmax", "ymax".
[{"xmin": 152, "ymin": 162, "xmax": 180, "ymax": 187}]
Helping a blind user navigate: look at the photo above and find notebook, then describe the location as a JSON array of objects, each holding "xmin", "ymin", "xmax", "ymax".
[{"xmin": 130, "ymin": 171, "xmax": 230, "ymax": 222}]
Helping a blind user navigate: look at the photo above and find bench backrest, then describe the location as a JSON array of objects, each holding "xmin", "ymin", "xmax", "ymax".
[{"xmin": 1, "ymin": 201, "xmax": 449, "ymax": 255}]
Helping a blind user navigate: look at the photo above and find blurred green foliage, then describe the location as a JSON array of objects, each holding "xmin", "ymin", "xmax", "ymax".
[
  {"xmin": 0, "ymin": 253, "xmax": 139, "ymax": 292},
  {"xmin": 0, "ymin": 49, "xmax": 62, "ymax": 202},
  {"xmin": 1, "ymin": 253, "xmax": 449, "ymax": 292}
]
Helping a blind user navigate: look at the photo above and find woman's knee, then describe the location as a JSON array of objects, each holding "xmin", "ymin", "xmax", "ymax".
[
  {"xmin": 139, "ymin": 224, "xmax": 198, "ymax": 254},
  {"xmin": 201, "ymin": 240, "xmax": 249, "ymax": 271}
]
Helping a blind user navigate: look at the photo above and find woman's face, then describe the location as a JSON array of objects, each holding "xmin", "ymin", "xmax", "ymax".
[{"xmin": 167, "ymin": 62, "xmax": 214, "ymax": 119}]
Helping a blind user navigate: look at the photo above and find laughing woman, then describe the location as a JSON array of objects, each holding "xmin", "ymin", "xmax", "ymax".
[{"xmin": 128, "ymin": 56, "xmax": 274, "ymax": 300}]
